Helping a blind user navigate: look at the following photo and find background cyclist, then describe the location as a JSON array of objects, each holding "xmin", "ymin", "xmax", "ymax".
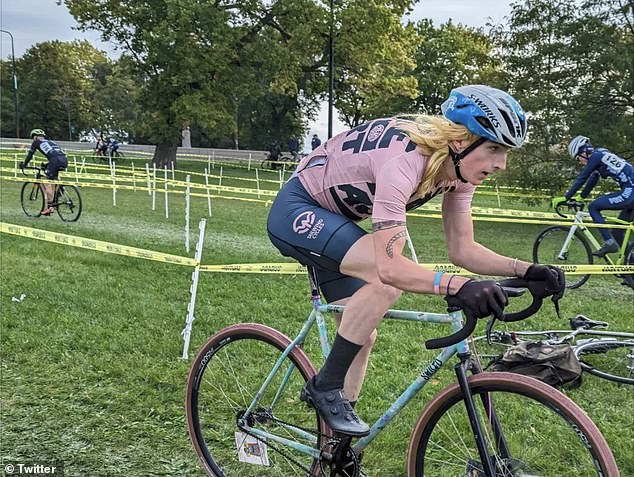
[
  {"xmin": 267, "ymin": 85, "xmax": 565, "ymax": 436},
  {"xmin": 559, "ymin": 136, "xmax": 634, "ymax": 257},
  {"xmin": 19, "ymin": 128, "xmax": 69, "ymax": 216},
  {"xmin": 109, "ymin": 138, "xmax": 121, "ymax": 156}
]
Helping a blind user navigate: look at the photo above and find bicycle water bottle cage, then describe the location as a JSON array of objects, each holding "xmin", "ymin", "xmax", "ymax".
[{"xmin": 425, "ymin": 278, "xmax": 543, "ymax": 350}]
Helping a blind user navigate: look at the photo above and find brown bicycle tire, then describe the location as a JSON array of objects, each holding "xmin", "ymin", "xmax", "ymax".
[
  {"xmin": 185, "ymin": 323, "xmax": 330, "ymax": 477},
  {"xmin": 407, "ymin": 372, "xmax": 618, "ymax": 476}
]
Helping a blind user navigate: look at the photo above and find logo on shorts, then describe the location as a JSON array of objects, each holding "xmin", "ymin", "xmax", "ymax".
[
  {"xmin": 293, "ymin": 211, "xmax": 316, "ymax": 234},
  {"xmin": 367, "ymin": 124, "xmax": 385, "ymax": 142}
]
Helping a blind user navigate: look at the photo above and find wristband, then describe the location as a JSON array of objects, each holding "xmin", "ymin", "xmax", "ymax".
[
  {"xmin": 446, "ymin": 274, "xmax": 456, "ymax": 295},
  {"xmin": 433, "ymin": 271, "xmax": 445, "ymax": 295},
  {"xmin": 512, "ymin": 258, "xmax": 518, "ymax": 277}
]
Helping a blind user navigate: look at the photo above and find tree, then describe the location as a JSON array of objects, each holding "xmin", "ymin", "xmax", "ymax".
[
  {"xmin": 406, "ymin": 20, "xmax": 502, "ymax": 115},
  {"xmin": 16, "ymin": 40, "xmax": 109, "ymax": 141},
  {"xmin": 493, "ymin": 0, "xmax": 633, "ymax": 194},
  {"xmin": 332, "ymin": 0, "xmax": 420, "ymax": 126}
]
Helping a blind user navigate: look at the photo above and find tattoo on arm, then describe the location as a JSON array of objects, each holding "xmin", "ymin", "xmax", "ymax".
[
  {"xmin": 372, "ymin": 220, "xmax": 406, "ymax": 232},
  {"xmin": 386, "ymin": 231, "xmax": 407, "ymax": 258}
]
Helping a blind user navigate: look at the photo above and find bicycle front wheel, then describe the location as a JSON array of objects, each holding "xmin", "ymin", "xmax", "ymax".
[
  {"xmin": 407, "ymin": 373, "xmax": 617, "ymax": 477},
  {"xmin": 20, "ymin": 182, "xmax": 45, "ymax": 217},
  {"xmin": 56, "ymin": 185, "xmax": 82, "ymax": 222},
  {"xmin": 576, "ymin": 340, "xmax": 634, "ymax": 385},
  {"xmin": 185, "ymin": 323, "xmax": 329, "ymax": 477},
  {"xmin": 533, "ymin": 225, "xmax": 593, "ymax": 289}
]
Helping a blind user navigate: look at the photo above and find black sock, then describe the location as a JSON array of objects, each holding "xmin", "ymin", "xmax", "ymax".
[{"xmin": 314, "ymin": 333, "xmax": 362, "ymax": 391}]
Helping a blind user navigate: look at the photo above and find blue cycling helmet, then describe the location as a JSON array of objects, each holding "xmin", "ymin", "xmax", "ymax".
[
  {"xmin": 442, "ymin": 85, "xmax": 527, "ymax": 148},
  {"xmin": 568, "ymin": 135, "xmax": 592, "ymax": 159}
]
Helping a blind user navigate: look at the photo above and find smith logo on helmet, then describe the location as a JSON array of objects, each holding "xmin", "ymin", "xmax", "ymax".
[{"xmin": 470, "ymin": 95, "xmax": 500, "ymax": 129}]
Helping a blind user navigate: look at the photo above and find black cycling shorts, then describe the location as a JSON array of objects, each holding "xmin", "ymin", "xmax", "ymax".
[
  {"xmin": 267, "ymin": 177, "xmax": 367, "ymax": 303},
  {"xmin": 45, "ymin": 155, "xmax": 68, "ymax": 180}
]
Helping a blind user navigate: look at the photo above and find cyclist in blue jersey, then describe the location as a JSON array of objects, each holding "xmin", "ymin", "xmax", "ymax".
[
  {"xmin": 19, "ymin": 128, "xmax": 69, "ymax": 215},
  {"xmin": 109, "ymin": 138, "xmax": 120, "ymax": 155},
  {"xmin": 558, "ymin": 136, "xmax": 634, "ymax": 257}
]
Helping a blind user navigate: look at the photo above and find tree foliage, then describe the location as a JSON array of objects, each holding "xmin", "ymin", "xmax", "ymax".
[
  {"xmin": 494, "ymin": 0, "xmax": 633, "ymax": 194},
  {"xmin": 15, "ymin": 40, "xmax": 110, "ymax": 141}
]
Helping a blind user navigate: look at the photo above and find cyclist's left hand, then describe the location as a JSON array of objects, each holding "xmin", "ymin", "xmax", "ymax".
[
  {"xmin": 18, "ymin": 161, "xmax": 25, "ymax": 169},
  {"xmin": 522, "ymin": 264, "xmax": 565, "ymax": 300}
]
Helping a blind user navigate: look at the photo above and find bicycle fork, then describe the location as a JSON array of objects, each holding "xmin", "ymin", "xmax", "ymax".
[{"xmin": 455, "ymin": 355, "xmax": 511, "ymax": 477}]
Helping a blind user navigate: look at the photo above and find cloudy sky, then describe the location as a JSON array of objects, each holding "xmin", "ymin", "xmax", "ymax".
[{"xmin": 0, "ymin": 0, "xmax": 512, "ymax": 149}]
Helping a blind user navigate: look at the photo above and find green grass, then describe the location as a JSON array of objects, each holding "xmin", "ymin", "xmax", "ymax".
[{"xmin": 1, "ymin": 160, "xmax": 633, "ymax": 476}]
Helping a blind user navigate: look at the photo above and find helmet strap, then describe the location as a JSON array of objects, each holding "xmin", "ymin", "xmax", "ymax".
[{"xmin": 448, "ymin": 137, "xmax": 487, "ymax": 183}]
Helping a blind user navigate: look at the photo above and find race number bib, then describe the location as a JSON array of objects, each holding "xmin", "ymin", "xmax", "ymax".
[
  {"xmin": 39, "ymin": 141, "xmax": 53, "ymax": 155},
  {"xmin": 601, "ymin": 152, "xmax": 626, "ymax": 173}
]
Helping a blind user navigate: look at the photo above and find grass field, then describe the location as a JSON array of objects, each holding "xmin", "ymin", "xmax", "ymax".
[{"xmin": 1, "ymin": 155, "xmax": 633, "ymax": 476}]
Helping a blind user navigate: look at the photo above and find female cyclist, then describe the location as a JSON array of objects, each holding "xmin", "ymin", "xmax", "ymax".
[{"xmin": 266, "ymin": 85, "xmax": 565, "ymax": 436}]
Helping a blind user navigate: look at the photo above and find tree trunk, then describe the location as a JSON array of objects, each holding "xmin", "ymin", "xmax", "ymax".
[{"xmin": 152, "ymin": 143, "xmax": 178, "ymax": 168}]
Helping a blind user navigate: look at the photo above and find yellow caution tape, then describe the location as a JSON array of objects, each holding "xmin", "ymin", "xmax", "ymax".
[
  {"xmin": 0, "ymin": 222, "xmax": 197, "ymax": 266},
  {"xmin": 198, "ymin": 262, "xmax": 633, "ymax": 275}
]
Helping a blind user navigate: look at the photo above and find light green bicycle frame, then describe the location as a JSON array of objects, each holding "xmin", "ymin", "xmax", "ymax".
[
  {"xmin": 559, "ymin": 211, "xmax": 633, "ymax": 265},
  {"xmin": 240, "ymin": 303, "xmax": 467, "ymax": 460}
]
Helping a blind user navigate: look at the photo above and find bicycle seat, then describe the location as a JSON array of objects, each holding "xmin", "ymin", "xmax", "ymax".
[{"xmin": 569, "ymin": 314, "xmax": 608, "ymax": 330}]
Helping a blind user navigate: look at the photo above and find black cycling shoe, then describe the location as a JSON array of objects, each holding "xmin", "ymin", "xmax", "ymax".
[
  {"xmin": 300, "ymin": 377, "xmax": 370, "ymax": 437},
  {"xmin": 592, "ymin": 241, "xmax": 619, "ymax": 257}
]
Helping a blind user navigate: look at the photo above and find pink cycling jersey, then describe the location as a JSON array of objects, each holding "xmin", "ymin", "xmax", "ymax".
[{"xmin": 295, "ymin": 118, "xmax": 475, "ymax": 223}]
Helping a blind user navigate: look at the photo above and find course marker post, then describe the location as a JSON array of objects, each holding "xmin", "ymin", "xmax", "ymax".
[
  {"xmin": 152, "ymin": 163, "xmax": 157, "ymax": 211},
  {"xmin": 131, "ymin": 162, "xmax": 136, "ymax": 191},
  {"xmin": 73, "ymin": 156, "xmax": 79, "ymax": 183},
  {"xmin": 171, "ymin": 161, "xmax": 175, "ymax": 181},
  {"xmin": 248, "ymin": 153, "xmax": 252, "ymax": 171},
  {"xmin": 164, "ymin": 166, "xmax": 169, "ymax": 219},
  {"xmin": 218, "ymin": 166, "xmax": 223, "ymax": 195},
  {"xmin": 145, "ymin": 163, "xmax": 152, "ymax": 196},
  {"xmin": 405, "ymin": 228, "xmax": 419, "ymax": 263},
  {"xmin": 185, "ymin": 175, "xmax": 191, "ymax": 253},
  {"xmin": 181, "ymin": 218, "xmax": 206, "ymax": 360},
  {"xmin": 204, "ymin": 167, "xmax": 212, "ymax": 216},
  {"xmin": 255, "ymin": 168, "xmax": 261, "ymax": 198},
  {"xmin": 14, "ymin": 155, "xmax": 17, "ymax": 178},
  {"xmin": 111, "ymin": 162, "xmax": 117, "ymax": 206}
]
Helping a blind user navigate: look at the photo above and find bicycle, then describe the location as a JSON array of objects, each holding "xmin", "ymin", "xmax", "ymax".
[
  {"xmin": 92, "ymin": 148, "xmax": 110, "ymax": 165},
  {"xmin": 185, "ymin": 271, "xmax": 618, "ymax": 476},
  {"xmin": 20, "ymin": 164, "xmax": 82, "ymax": 222},
  {"xmin": 260, "ymin": 152, "xmax": 298, "ymax": 171},
  {"xmin": 533, "ymin": 200, "xmax": 634, "ymax": 289},
  {"xmin": 472, "ymin": 314, "xmax": 634, "ymax": 386},
  {"xmin": 109, "ymin": 148, "xmax": 125, "ymax": 162}
]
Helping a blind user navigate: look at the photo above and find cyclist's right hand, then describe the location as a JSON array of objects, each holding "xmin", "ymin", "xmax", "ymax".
[
  {"xmin": 18, "ymin": 161, "xmax": 25, "ymax": 169},
  {"xmin": 446, "ymin": 280, "xmax": 508, "ymax": 319}
]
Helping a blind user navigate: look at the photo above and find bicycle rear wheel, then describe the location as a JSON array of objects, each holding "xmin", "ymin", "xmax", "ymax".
[
  {"xmin": 20, "ymin": 182, "xmax": 45, "ymax": 217},
  {"xmin": 408, "ymin": 373, "xmax": 617, "ymax": 476},
  {"xmin": 533, "ymin": 225, "xmax": 593, "ymax": 289},
  {"xmin": 56, "ymin": 185, "xmax": 82, "ymax": 222},
  {"xmin": 576, "ymin": 340, "xmax": 634, "ymax": 385},
  {"xmin": 185, "ymin": 323, "xmax": 329, "ymax": 477}
]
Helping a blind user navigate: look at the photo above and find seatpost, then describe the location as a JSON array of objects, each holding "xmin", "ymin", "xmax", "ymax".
[{"xmin": 307, "ymin": 266, "xmax": 322, "ymax": 309}]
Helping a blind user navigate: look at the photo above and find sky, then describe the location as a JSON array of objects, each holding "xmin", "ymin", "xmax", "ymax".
[{"xmin": 0, "ymin": 0, "xmax": 512, "ymax": 150}]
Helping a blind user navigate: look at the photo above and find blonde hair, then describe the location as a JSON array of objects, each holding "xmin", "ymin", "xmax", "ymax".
[{"xmin": 394, "ymin": 115, "xmax": 478, "ymax": 197}]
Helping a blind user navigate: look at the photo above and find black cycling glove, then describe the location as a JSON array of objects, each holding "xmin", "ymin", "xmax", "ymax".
[
  {"xmin": 523, "ymin": 264, "xmax": 565, "ymax": 300},
  {"xmin": 446, "ymin": 280, "xmax": 508, "ymax": 319},
  {"xmin": 18, "ymin": 161, "xmax": 25, "ymax": 169}
]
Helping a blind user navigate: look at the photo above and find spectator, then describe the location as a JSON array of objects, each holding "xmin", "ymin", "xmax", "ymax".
[
  {"xmin": 288, "ymin": 136, "xmax": 300, "ymax": 162},
  {"xmin": 311, "ymin": 134, "xmax": 322, "ymax": 151}
]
